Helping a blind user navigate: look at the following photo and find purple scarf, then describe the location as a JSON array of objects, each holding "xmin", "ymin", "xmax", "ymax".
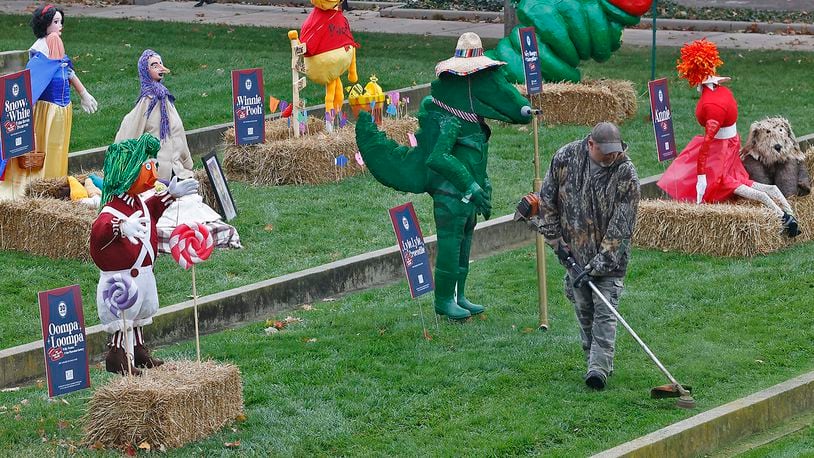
[{"xmin": 137, "ymin": 49, "xmax": 174, "ymax": 141}]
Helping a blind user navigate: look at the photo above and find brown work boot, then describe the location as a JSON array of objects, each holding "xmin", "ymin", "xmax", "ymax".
[
  {"xmin": 134, "ymin": 344, "xmax": 164, "ymax": 369},
  {"xmin": 105, "ymin": 347, "xmax": 142, "ymax": 376}
]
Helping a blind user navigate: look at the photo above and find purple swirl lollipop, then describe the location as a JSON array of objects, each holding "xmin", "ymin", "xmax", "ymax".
[{"xmin": 103, "ymin": 273, "xmax": 139, "ymax": 317}]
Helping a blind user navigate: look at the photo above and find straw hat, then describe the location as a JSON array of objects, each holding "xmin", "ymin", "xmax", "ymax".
[{"xmin": 435, "ymin": 32, "xmax": 505, "ymax": 77}]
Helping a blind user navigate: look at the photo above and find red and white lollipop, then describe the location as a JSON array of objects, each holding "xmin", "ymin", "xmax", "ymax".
[{"xmin": 169, "ymin": 223, "xmax": 214, "ymax": 270}]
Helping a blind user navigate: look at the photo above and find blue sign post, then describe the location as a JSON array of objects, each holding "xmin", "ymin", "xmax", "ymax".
[
  {"xmin": 38, "ymin": 285, "xmax": 90, "ymax": 398},
  {"xmin": 389, "ymin": 202, "xmax": 434, "ymax": 298},
  {"xmin": 648, "ymin": 78, "xmax": 677, "ymax": 162},
  {"xmin": 1, "ymin": 69, "xmax": 35, "ymax": 173},
  {"xmin": 231, "ymin": 68, "xmax": 265, "ymax": 145},
  {"xmin": 518, "ymin": 27, "xmax": 543, "ymax": 96}
]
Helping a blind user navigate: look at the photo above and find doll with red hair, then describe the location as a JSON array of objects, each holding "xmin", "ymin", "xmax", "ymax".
[{"xmin": 657, "ymin": 39, "xmax": 799, "ymax": 236}]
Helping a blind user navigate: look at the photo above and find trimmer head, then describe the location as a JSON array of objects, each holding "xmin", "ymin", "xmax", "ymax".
[
  {"xmin": 650, "ymin": 384, "xmax": 692, "ymax": 399},
  {"xmin": 676, "ymin": 395, "xmax": 697, "ymax": 409}
]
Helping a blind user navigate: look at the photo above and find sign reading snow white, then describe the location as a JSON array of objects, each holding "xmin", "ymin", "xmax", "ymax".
[
  {"xmin": 648, "ymin": 78, "xmax": 677, "ymax": 162},
  {"xmin": 389, "ymin": 202, "xmax": 433, "ymax": 298},
  {"xmin": 38, "ymin": 285, "xmax": 90, "ymax": 397},
  {"xmin": 231, "ymin": 68, "xmax": 265, "ymax": 145},
  {"xmin": 0, "ymin": 69, "xmax": 35, "ymax": 161},
  {"xmin": 518, "ymin": 27, "xmax": 542, "ymax": 96}
]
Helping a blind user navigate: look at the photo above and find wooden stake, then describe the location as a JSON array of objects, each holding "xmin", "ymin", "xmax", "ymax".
[
  {"xmin": 192, "ymin": 264, "xmax": 201, "ymax": 363},
  {"xmin": 532, "ymin": 115, "xmax": 549, "ymax": 331}
]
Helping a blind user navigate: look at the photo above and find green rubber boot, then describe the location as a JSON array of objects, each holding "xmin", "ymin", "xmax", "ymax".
[
  {"xmin": 456, "ymin": 268, "xmax": 484, "ymax": 315},
  {"xmin": 434, "ymin": 269, "xmax": 471, "ymax": 320}
]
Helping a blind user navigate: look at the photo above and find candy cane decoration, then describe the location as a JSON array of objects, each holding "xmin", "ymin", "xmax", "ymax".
[
  {"xmin": 169, "ymin": 223, "xmax": 214, "ymax": 362},
  {"xmin": 102, "ymin": 273, "xmax": 139, "ymax": 375}
]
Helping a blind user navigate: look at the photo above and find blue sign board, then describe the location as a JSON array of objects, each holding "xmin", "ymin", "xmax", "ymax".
[
  {"xmin": 648, "ymin": 78, "xmax": 678, "ymax": 162},
  {"xmin": 38, "ymin": 285, "xmax": 90, "ymax": 397},
  {"xmin": 518, "ymin": 27, "xmax": 543, "ymax": 96},
  {"xmin": 0, "ymin": 69, "xmax": 35, "ymax": 161},
  {"xmin": 389, "ymin": 202, "xmax": 434, "ymax": 298},
  {"xmin": 231, "ymin": 68, "xmax": 265, "ymax": 145}
]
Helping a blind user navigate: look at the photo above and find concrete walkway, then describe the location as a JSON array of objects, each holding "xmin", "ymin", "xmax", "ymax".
[
  {"xmin": 673, "ymin": 0, "xmax": 814, "ymax": 12},
  {"xmin": 1, "ymin": 0, "xmax": 813, "ymax": 52}
]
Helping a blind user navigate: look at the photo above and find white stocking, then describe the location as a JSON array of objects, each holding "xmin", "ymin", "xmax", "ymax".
[
  {"xmin": 734, "ymin": 184, "xmax": 783, "ymax": 217},
  {"xmin": 750, "ymin": 182, "xmax": 793, "ymax": 214}
]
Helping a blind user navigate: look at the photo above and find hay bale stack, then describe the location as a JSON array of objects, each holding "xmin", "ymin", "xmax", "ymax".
[
  {"xmin": 223, "ymin": 117, "xmax": 419, "ymax": 186},
  {"xmin": 0, "ymin": 198, "xmax": 96, "ymax": 260},
  {"xmin": 520, "ymin": 79, "xmax": 638, "ymax": 126},
  {"xmin": 84, "ymin": 361, "xmax": 243, "ymax": 450},
  {"xmin": 633, "ymin": 200, "xmax": 786, "ymax": 257}
]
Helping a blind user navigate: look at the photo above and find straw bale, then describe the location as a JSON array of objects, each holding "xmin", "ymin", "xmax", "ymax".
[
  {"xmin": 83, "ymin": 360, "xmax": 243, "ymax": 450},
  {"xmin": 193, "ymin": 168, "xmax": 217, "ymax": 210},
  {"xmin": 519, "ymin": 79, "xmax": 638, "ymax": 126},
  {"xmin": 634, "ymin": 148, "xmax": 814, "ymax": 257},
  {"xmin": 0, "ymin": 198, "xmax": 95, "ymax": 261},
  {"xmin": 25, "ymin": 171, "xmax": 103, "ymax": 199},
  {"xmin": 222, "ymin": 116, "xmax": 418, "ymax": 186},
  {"xmin": 222, "ymin": 116, "xmax": 325, "ymax": 144}
]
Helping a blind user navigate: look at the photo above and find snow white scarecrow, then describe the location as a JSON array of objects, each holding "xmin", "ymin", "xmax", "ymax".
[
  {"xmin": 0, "ymin": 4, "xmax": 98, "ymax": 199},
  {"xmin": 90, "ymin": 134, "xmax": 198, "ymax": 375},
  {"xmin": 657, "ymin": 38, "xmax": 799, "ymax": 236}
]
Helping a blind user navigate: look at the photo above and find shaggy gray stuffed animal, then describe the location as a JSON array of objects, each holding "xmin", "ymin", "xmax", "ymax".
[{"xmin": 741, "ymin": 117, "xmax": 811, "ymax": 197}]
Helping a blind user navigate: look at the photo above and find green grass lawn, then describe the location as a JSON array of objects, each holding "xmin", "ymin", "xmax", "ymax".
[
  {"xmin": 1, "ymin": 243, "xmax": 813, "ymax": 455},
  {"xmin": 1, "ymin": 15, "xmax": 814, "ymax": 350}
]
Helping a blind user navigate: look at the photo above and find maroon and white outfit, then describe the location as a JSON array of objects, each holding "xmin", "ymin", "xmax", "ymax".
[{"xmin": 90, "ymin": 191, "xmax": 174, "ymax": 347}]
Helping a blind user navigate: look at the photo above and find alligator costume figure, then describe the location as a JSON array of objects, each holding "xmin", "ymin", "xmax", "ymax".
[
  {"xmin": 356, "ymin": 33, "xmax": 532, "ymax": 320},
  {"xmin": 488, "ymin": 0, "xmax": 653, "ymax": 83}
]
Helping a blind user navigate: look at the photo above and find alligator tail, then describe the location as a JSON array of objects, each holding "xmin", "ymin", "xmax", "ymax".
[{"xmin": 355, "ymin": 111, "xmax": 428, "ymax": 194}]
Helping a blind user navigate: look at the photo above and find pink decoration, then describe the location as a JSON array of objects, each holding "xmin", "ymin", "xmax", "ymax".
[{"xmin": 169, "ymin": 223, "xmax": 214, "ymax": 270}]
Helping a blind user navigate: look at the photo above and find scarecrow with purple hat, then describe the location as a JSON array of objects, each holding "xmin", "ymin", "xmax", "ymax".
[
  {"xmin": 356, "ymin": 33, "xmax": 533, "ymax": 320},
  {"xmin": 115, "ymin": 49, "xmax": 193, "ymax": 181}
]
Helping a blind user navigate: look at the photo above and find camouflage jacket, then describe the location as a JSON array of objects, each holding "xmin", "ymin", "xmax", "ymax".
[{"xmin": 538, "ymin": 136, "xmax": 640, "ymax": 277}]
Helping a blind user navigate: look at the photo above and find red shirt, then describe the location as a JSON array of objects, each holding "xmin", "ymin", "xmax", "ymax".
[
  {"xmin": 696, "ymin": 85, "xmax": 738, "ymax": 128},
  {"xmin": 90, "ymin": 192, "xmax": 173, "ymax": 271},
  {"xmin": 300, "ymin": 7, "xmax": 358, "ymax": 57}
]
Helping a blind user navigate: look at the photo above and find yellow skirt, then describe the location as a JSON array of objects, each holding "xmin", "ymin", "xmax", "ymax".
[{"xmin": 0, "ymin": 101, "xmax": 72, "ymax": 200}]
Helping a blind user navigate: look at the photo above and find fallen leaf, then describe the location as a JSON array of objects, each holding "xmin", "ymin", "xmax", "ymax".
[
  {"xmin": 283, "ymin": 316, "xmax": 302, "ymax": 324},
  {"xmin": 58, "ymin": 420, "xmax": 70, "ymax": 430},
  {"xmin": 273, "ymin": 320, "xmax": 286, "ymax": 330},
  {"xmin": 322, "ymin": 297, "xmax": 336, "ymax": 302},
  {"xmin": 301, "ymin": 304, "xmax": 313, "ymax": 311},
  {"xmin": 138, "ymin": 441, "xmax": 151, "ymax": 451},
  {"xmin": 12, "ymin": 405, "xmax": 21, "ymax": 413},
  {"xmin": 159, "ymin": 444, "xmax": 167, "ymax": 452},
  {"xmin": 264, "ymin": 327, "xmax": 279, "ymax": 336},
  {"xmin": 1, "ymin": 387, "xmax": 20, "ymax": 392},
  {"xmin": 124, "ymin": 43, "xmax": 131, "ymax": 48},
  {"xmin": 235, "ymin": 413, "xmax": 247, "ymax": 422},
  {"xmin": 423, "ymin": 329, "xmax": 432, "ymax": 341},
  {"xmin": 224, "ymin": 440, "xmax": 241, "ymax": 448},
  {"xmin": 207, "ymin": 32, "xmax": 215, "ymax": 38},
  {"xmin": 20, "ymin": 399, "xmax": 29, "ymax": 406},
  {"xmin": 263, "ymin": 223, "xmax": 274, "ymax": 232},
  {"xmin": 378, "ymin": 328, "xmax": 387, "ymax": 336},
  {"xmin": 755, "ymin": 359, "xmax": 765, "ymax": 364},
  {"xmin": 304, "ymin": 338, "xmax": 317, "ymax": 343},
  {"xmin": 89, "ymin": 441, "xmax": 105, "ymax": 450},
  {"xmin": 61, "ymin": 399, "xmax": 69, "ymax": 405},
  {"xmin": 124, "ymin": 443, "xmax": 137, "ymax": 456},
  {"xmin": 521, "ymin": 327, "xmax": 534, "ymax": 334},
  {"xmin": 201, "ymin": 92, "xmax": 208, "ymax": 98},
  {"xmin": 200, "ymin": 64, "xmax": 209, "ymax": 69},
  {"xmin": 479, "ymin": 314, "xmax": 487, "ymax": 321},
  {"xmin": 36, "ymin": 380, "xmax": 44, "ymax": 389}
]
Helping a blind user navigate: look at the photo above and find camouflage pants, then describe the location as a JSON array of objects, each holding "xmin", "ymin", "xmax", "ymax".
[{"xmin": 564, "ymin": 274, "xmax": 624, "ymax": 378}]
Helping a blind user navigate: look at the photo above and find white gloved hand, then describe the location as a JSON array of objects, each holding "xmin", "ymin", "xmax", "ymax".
[
  {"xmin": 167, "ymin": 176, "xmax": 199, "ymax": 198},
  {"xmin": 695, "ymin": 174, "xmax": 707, "ymax": 204},
  {"xmin": 120, "ymin": 210, "xmax": 149, "ymax": 245},
  {"xmin": 80, "ymin": 90, "xmax": 98, "ymax": 114}
]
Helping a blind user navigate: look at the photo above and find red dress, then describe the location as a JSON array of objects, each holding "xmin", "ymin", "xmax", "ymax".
[{"xmin": 657, "ymin": 85, "xmax": 753, "ymax": 203}]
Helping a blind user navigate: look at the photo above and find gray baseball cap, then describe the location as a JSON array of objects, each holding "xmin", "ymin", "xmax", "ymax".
[{"xmin": 590, "ymin": 122, "xmax": 628, "ymax": 155}]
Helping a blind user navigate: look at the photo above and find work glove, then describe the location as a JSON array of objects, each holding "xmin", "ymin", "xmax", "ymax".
[
  {"xmin": 571, "ymin": 265, "xmax": 593, "ymax": 289},
  {"xmin": 120, "ymin": 210, "xmax": 149, "ymax": 245},
  {"xmin": 549, "ymin": 238, "xmax": 572, "ymax": 266},
  {"xmin": 463, "ymin": 182, "xmax": 491, "ymax": 218},
  {"xmin": 695, "ymin": 174, "xmax": 707, "ymax": 204},
  {"xmin": 79, "ymin": 90, "xmax": 98, "ymax": 114},
  {"xmin": 167, "ymin": 176, "xmax": 199, "ymax": 198}
]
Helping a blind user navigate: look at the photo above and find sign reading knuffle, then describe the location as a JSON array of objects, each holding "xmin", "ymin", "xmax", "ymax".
[
  {"xmin": 231, "ymin": 68, "xmax": 265, "ymax": 145},
  {"xmin": 38, "ymin": 285, "xmax": 90, "ymax": 397},
  {"xmin": 0, "ymin": 69, "xmax": 35, "ymax": 161}
]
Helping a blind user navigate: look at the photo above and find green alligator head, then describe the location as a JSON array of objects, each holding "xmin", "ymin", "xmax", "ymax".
[{"xmin": 431, "ymin": 67, "xmax": 532, "ymax": 125}]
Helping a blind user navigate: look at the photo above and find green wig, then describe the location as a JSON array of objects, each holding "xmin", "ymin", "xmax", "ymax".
[{"xmin": 101, "ymin": 133, "xmax": 161, "ymax": 206}]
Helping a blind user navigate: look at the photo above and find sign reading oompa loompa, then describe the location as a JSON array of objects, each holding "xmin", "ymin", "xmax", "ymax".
[{"xmin": 38, "ymin": 285, "xmax": 90, "ymax": 397}]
